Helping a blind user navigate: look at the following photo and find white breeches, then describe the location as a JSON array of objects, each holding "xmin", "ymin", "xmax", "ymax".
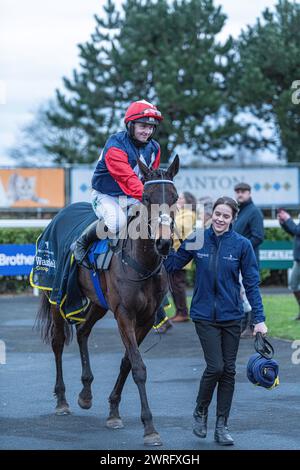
[{"xmin": 91, "ymin": 190, "xmax": 139, "ymax": 235}]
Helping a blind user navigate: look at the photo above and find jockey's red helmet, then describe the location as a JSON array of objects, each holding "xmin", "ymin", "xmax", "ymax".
[{"xmin": 124, "ymin": 100, "xmax": 163, "ymax": 126}]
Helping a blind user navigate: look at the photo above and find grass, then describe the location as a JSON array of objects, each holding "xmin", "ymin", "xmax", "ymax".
[
  {"xmin": 165, "ymin": 294, "xmax": 300, "ymax": 341},
  {"xmin": 262, "ymin": 295, "xmax": 300, "ymax": 341}
]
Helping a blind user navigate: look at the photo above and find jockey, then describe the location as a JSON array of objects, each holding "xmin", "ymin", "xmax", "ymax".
[{"xmin": 73, "ymin": 99, "xmax": 163, "ymax": 265}]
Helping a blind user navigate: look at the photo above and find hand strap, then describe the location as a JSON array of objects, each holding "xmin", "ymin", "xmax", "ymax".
[{"xmin": 254, "ymin": 332, "xmax": 274, "ymax": 359}]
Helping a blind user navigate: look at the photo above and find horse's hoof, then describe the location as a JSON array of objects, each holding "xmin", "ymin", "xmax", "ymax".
[
  {"xmin": 144, "ymin": 432, "xmax": 162, "ymax": 446},
  {"xmin": 78, "ymin": 397, "xmax": 92, "ymax": 410},
  {"xmin": 55, "ymin": 405, "xmax": 71, "ymax": 415},
  {"xmin": 106, "ymin": 417, "xmax": 124, "ymax": 429}
]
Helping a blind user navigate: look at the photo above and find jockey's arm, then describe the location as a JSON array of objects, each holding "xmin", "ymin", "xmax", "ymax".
[
  {"xmin": 152, "ymin": 147, "xmax": 161, "ymax": 169},
  {"xmin": 106, "ymin": 147, "xmax": 144, "ymax": 201}
]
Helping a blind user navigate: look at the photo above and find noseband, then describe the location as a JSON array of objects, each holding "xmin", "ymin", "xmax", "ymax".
[{"xmin": 144, "ymin": 179, "xmax": 175, "ymax": 240}]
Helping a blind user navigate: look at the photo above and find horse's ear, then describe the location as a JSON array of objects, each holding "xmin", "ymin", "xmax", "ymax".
[
  {"xmin": 166, "ymin": 154, "xmax": 180, "ymax": 179},
  {"xmin": 137, "ymin": 158, "xmax": 150, "ymax": 178}
]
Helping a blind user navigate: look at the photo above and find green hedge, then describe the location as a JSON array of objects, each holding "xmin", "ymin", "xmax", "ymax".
[
  {"xmin": 0, "ymin": 228, "xmax": 43, "ymax": 244},
  {"xmin": 264, "ymin": 227, "xmax": 291, "ymax": 242},
  {"xmin": 0, "ymin": 226, "xmax": 295, "ymax": 292},
  {"xmin": 0, "ymin": 228, "xmax": 43, "ymax": 293}
]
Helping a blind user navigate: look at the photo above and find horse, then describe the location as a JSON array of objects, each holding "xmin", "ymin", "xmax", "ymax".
[{"xmin": 35, "ymin": 155, "xmax": 179, "ymax": 446}]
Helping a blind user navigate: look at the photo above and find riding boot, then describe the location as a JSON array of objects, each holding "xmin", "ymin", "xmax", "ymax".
[
  {"xmin": 193, "ymin": 406, "xmax": 208, "ymax": 438},
  {"xmin": 214, "ymin": 416, "xmax": 234, "ymax": 446},
  {"xmin": 73, "ymin": 220, "xmax": 100, "ymax": 266}
]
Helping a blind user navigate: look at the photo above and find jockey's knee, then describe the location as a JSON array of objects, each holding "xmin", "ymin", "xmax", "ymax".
[{"xmin": 102, "ymin": 211, "xmax": 127, "ymax": 237}]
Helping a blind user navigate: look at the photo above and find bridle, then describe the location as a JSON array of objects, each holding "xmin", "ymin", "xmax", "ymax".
[
  {"xmin": 143, "ymin": 178, "xmax": 175, "ymax": 240},
  {"xmin": 119, "ymin": 177, "xmax": 176, "ymax": 282}
]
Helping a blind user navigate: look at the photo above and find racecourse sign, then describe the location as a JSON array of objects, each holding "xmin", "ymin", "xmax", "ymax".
[
  {"xmin": 259, "ymin": 241, "xmax": 293, "ymax": 270},
  {"xmin": 0, "ymin": 244, "xmax": 35, "ymax": 275},
  {"xmin": 173, "ymin": 167, "xmax": 300, "ymax": 207},
  {"xmin": 70, "ymin": 167, "xmax": 300, "ymax": 207},
  {"xmin": 0, "ymin": 241, "xmax": 294, "ymax": 276},
  {"xmin": 0, "ymin": 168, "xmax": 65, "ymax": 209}
]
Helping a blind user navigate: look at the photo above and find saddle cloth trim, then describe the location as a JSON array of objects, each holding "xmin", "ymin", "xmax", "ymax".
[{"xmin": 30, "ymin": 255, "xmax": 89, "ymax": 323}]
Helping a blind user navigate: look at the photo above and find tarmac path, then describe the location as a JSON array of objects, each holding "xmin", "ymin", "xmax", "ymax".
[{"xmin": 0, "ymin": 295, "xmax": 299, "ymax": 451}]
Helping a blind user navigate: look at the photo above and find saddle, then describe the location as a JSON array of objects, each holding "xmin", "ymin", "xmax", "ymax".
[
  {"xmin": 87, "ymin": 238, "xmax": 119, "ymax": 271},
  {"xmin": 84, "ymin": 209, "xmax": 138, "ymax": 271}
]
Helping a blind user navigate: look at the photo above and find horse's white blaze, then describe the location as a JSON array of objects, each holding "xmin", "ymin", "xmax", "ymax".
[{"xmin": 155, "ymin": 213, "xmax": 172, "ymax": 240}]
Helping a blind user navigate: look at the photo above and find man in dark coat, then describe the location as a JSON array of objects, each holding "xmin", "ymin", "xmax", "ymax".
[
  {"xmin": 278, "ymin": 209, "xmax": 300, "ymax": 320},
  {"xmin": 233, "ymin": 182, "xmax": 264, "ymax": 337}
]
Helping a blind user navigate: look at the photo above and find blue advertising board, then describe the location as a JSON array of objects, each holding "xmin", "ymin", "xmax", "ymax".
[
  {"xmin": 0, "ymin": 244, "xmax": 35, "ymax": 276},
  {"xmin": 0, "ymin": 241, "xmax": 295, "ymax": 276}
]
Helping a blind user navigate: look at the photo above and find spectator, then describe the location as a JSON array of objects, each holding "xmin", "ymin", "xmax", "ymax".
[
  {"xmin": 164, "ymin": 196, "xmax": 267, "ymax": 446},
  {"xmin": 277, "ymin": 209, "xmax": 300, "ymax": 320},
  {"xmin": 169, "ymin": 191, "xmax": 197, "ymax": 322},
  {"xmin": 233, "ymin": 182, "xmax": 264, "ymax": 338},
  {"xmin": 198, "ymin": 196, "xmax": 213, "ymax": 228}
]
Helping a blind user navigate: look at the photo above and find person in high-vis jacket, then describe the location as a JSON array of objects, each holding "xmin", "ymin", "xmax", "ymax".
[
  {"xmin": 164, "ymin": 196, "xmax": 268, "ymax": 446},
  {"xmin": 168, "ymin": 191, "xmax": 197, "ymax": 322},
  {"xmin": 73, "ymin": 100, "xmax": 163, "ymax": 265}
]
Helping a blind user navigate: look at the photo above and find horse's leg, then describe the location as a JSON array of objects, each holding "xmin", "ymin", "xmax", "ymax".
[
  {"xmin": 106, "ymin": 352, "xmax": 130, "ymax": 429},
  {"xmin": 114, "ymin": 312, "xmax": 162, "ymax": 446},
  {"xmin": 106, "ymin": 323, "xmax": 152, "ymax": 430},
  {"xmin": 51, "ymin": 306, "xmax": 70, "ymax": 415},
  {"xmin": 76, "ymin": 303, "xmax": 106, "ymax": 409}
]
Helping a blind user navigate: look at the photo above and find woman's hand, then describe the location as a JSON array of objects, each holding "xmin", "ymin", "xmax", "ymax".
[{"xmin": 253, "ymin": 322, "xmax": 268, "ymax": 336}]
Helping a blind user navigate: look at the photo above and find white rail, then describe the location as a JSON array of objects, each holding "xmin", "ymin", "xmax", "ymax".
[
  {"xmin": 0, "ymin": 219, "xmax": 51, "ymax": 228},
  {"xmin": 0, "ymin": 219, "xmax": 299, "ymax": 228}
]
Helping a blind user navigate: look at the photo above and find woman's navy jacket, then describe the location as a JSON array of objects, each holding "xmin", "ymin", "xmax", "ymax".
[{"xmin": 164, "ymin": 226, "xmax": 265, "ymax": 324}]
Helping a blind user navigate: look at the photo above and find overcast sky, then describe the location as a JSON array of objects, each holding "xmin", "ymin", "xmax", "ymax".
[{"xmin": 0, "ymin": 0, "xmax": 278, "ymax": 164}]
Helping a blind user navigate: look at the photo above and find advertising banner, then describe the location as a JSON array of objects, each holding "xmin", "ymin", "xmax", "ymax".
[
  {"xmin": 0, "ymin": 241, "xmax": 293, "ymax": 275},
  {"xmin": 174, "ymin": 167, "xmax": 299, "ymax": 207},
  {"xmin": 0, "ymin": 168, "xmax": 65, "ymax": 208},
  {"xmin": 70, "ymin": 167, "xmax": 93, "ymax": 203},
  {"xmin": 259, "ymin": 240, "xmax": 293, "ymax": 270},
  {"xmin": 0, "ymin": 244, "xmax": 35, "ymax": 275},
  {"xmin": 70, "ymin": 167, "xmax": 299, "ymax": 207}
]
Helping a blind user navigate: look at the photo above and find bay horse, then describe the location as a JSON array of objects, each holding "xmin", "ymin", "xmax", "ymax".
[{"xmin": 36, "ymin": 155, "xmax": 179, "ymax": 446}]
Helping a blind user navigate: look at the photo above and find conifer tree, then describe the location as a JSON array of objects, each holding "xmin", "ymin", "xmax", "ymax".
[
  {"xmin": 11, "ymin": 0, "xmax": 243, "ymax": 163},
  {"xmin": 234, "ymin": 0, "xmax": 300, "ymax": 162}
]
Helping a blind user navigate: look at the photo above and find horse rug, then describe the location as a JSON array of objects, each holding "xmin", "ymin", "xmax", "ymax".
[{"xmin": 30, "ymin": 202, "xmax": 110, "ymax": 323}]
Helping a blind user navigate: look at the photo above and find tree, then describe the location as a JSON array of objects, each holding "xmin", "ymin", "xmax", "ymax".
[
  {"xmin": 12, "ymin": 0, "xmax": 122, "ymax": 164},
  {"xmin": 11, "ymin": 0, "xmax": 245, "ymax": 164},
  {"xmin": 9, "ymin": 101, "xmax": 90, "ymax": 164},
  {"xmin": 117, "ymin": 0, "xmax": 243, "ymax": 161},
  {"xmin": 234, "ymin": 0, "xmax": 300, "ymax": 163}
]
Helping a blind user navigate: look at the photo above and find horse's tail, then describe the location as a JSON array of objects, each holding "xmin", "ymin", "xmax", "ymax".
[{"xmin": 34, "ymin": 292, "xmax": 73, "ymax": 345}]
